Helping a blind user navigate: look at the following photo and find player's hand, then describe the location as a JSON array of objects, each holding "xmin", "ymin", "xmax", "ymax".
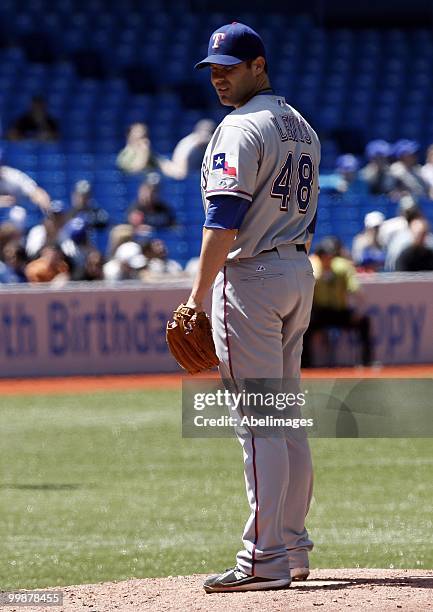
[{"xmin": 185, "ymin": 296, "xmax": 204, "ymax": 312}]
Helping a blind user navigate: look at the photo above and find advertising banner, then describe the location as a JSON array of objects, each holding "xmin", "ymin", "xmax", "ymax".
[{"xmin": 0, "ymin": 274, "xmax": 431, "ymax": 377}]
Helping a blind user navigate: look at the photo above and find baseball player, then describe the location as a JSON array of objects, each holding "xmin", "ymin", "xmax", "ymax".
[{"xmin": 185, "ymin": 22, "xmax": 320, "ymax": 592}]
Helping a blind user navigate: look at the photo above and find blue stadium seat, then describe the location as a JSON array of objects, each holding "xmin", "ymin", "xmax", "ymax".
[{"xmin": 4, "ymin": 152, "xmax": 38, "ymax": 170}]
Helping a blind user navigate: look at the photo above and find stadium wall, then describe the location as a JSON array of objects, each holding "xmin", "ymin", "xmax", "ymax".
[{"xmin": 0, "ymin": 275, "xmax": 431, "ymax": 377}]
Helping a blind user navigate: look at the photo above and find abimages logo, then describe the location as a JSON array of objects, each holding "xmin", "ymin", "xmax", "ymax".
[{"xmin": 212, "ymin": 33, "xmax": 226, "ymax": 49}]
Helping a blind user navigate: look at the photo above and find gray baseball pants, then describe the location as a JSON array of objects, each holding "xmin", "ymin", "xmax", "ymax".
[{"xmin": 212, "ymin": 244, "xmax": 315, "ymax": 580}]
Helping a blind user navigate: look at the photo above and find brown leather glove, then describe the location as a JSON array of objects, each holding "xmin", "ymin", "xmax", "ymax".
[{"xmin": 166, "ymin": 304, "xmax": 220, "ymax": 375}]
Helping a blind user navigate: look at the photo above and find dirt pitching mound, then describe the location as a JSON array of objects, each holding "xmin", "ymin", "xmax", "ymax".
[{"xmin": 4, "ymin": 569, "xmax": 432, "ymax": 612}]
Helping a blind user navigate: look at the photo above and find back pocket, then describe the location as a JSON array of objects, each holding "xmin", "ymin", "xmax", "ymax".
[{"xmin": 240, "ymin": 273, "xmax": 284, "ymax": 282}]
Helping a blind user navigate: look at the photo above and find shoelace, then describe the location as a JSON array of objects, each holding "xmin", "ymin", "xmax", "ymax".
[{"xmin": 223, "ymin": 566, "xmax": 248, "ymax": 578}]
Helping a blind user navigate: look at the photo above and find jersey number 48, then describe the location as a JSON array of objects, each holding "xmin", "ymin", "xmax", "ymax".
[{"xmin": 270, "ymin": 152, "xmax": 314, "ymax": 214}]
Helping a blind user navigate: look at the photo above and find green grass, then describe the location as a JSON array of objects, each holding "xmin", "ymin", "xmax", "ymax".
[{"xmin": 0, "ymin": 390, "xmax": 432, "ymax": 589}]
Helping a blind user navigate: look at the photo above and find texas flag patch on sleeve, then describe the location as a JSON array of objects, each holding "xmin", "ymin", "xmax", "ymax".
[{"xmin": 212, "ymin": 152, "xmax": 237, "ymax": 177}]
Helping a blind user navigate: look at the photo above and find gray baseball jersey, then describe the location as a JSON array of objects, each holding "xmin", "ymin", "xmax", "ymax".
[{"xmin": 201, "ymin": 93, "xmax": 320, "ymax": 259}]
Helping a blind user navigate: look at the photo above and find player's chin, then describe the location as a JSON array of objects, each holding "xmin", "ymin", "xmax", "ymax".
[
  {"xmin": 217, "ymin": 90, "xmax": 232, "ymax": 106},
  {"xmin": 218, "ymin": 95, "xmax": 234, "ymax": 107}
]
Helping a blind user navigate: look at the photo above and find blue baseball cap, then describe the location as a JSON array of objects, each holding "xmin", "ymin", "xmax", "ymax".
[
  {"xmin": 393, "ymin": 139, "xmax": 420, "ymax": 159},
  {"xmin": 195, "ymin": 22, "xmax": 266, "ymax": 69},
  {"xmin": 365, "ymin": 139, "xmax": 391, "ymax": 160},
  {"xmin": 336, "ymin": 154, "xmax": 359, "ymax": 173}
]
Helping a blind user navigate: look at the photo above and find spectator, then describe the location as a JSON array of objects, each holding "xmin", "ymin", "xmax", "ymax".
[
  {"xmin": 352, "ymin": 211, "xmax": 385, "ymax": 270},
  {"xmin": 0, "ymin": 148, "xmax": 51, "ymax": 211},
  {"xmin": 69, "ymin": 180, "xmax": 109, "ymax": 246},
  {"xmin": 384, "ymin": 221, "xmax": 432, "ymax": 272},
  {"xmin": 60, "ymin": 217, "xmax": 94, "ymax": 280},
  {"xmin": 141, "ymin": 238, "xmax": 182, "ymax": 277},
  {"xmin": 395, "ymin": 218, "xmax": 433, "ymax": 271},
  {"xmin": 315, "ymin": 234, "xmax": 351, "ymax": 260},
  {"xmin": 378, "ymin": 194, "xmax": 421, "ymax": 250},
  {"xmin": 7, "ymin": 95, "xmax": 59, "ymax": 142},
  {"xmin": 26, "ymin": 199, "xmax": 68, "ymax": 258},
  {"xmin": 361, "ymin": 140, "xmax": 397, "ymax": 195},
  {"xmin": 302, "ymin": 238, "xmax": 372, "ymax": 367},
  {"xmin": 103, "ymin": 241, "xmax": 146, "ymax": 281},
  {"xmin": 335, "ymin": 154, "xmax": 368, "ymax": 194},
  {"xmin": 389, "ymin": 139, "xmax": 430, "ymax": 198},
  {"xmin": 25, "ymin": 245, "xmax": 69, "ymax": 283},
  {"xmin": 128, "ymin": 173, "xmax": 176, "ymax": 229},
  {"xmin": 0, "ymin": 241, "xmax": 28, "ymax": 283},
  {"xmin": 356, "ymin": 248, "xmax": 386, "ymax": 273},
  {"xmin": 126, "ymin": 203, "xmax": 154, "ymax": 245},
  {"xmin": 107, "ymin": 224, "xmax": 134, "ymax": 258},
  {"xmin": 381, "ymin": 195, "xmax": 433, "ymax": 271},
  {"xmin": 421, "ymin": 143, "xmax": 433, "ymax": 199},
  {"xmin": 320, "ymin": 154, "xmax": 367, "ymax": 195},
  {"xmin": 116, "ymin": 123, "xmax": 157, "ymax": 174},
  {"xmin": 158, "ymin": 119, "xmax": 216, "ymax": 180},
  {"xmin": 82, "ymin": 249, "xmax": 104, "ymax": 281}
]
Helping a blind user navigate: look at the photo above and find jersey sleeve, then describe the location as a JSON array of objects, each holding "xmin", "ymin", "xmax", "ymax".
[
  {"xmin": 204, "ymin": 195, "xmax": 250, "ymax": 230},
  {"xmin": 205, "ymin": 125, "xmax": 261, "ymax": 202}
]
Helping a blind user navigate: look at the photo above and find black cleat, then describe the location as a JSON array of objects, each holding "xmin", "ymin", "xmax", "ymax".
[{"xmin": 203, "ymin": 566, "xmax": 291, "ymax": 593}]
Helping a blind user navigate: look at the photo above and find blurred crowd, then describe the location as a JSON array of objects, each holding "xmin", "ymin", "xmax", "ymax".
[
  {"xmin": 351, "ymin": 196, "xmax": 433, "ymax": 272},
  {"xmin": 321, "ymin": 138, "xmax": 433, "ymax": 200},
  {"xmin": 2, "ymin": 98, "xmax": 433, "ymax": 285},
  {"xmin": 0, "ymin": 101, "xmax": 217, "ymax": 285},
  {"xmin": 116, "ymin": 118, "xmax": 216, "ymax": 180},
  {"xmin": 0, "ymin": 154, "xmax": 188, "ymax": 285},
  {"xmin": 317, "ymin": 137, "xmax": 433, "ymax": 273}
]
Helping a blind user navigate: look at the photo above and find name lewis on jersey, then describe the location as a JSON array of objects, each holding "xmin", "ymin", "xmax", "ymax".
[
  {"xmin": 212, "ymin": 152, "xmax": 237, "ymax": 177},
  {"xmin": 271, "ymin": 114, "xmax": 312, "ymax": 145}
]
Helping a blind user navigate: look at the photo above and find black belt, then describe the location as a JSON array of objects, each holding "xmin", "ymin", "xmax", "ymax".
[{"xmin": 260, "ymin": 244, "xmax": 306, "ymax": 254}]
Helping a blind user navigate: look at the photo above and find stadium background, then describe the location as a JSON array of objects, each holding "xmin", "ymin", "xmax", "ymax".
[
  {"xmin": 1, "ymin": 0, "xmax": 433, "ymax": 262},
  {"xmin": 0, "ymin": 0, "xmax": 432, "ymax": 604}
]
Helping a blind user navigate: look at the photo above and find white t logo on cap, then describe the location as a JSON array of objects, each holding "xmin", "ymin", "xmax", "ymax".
[{"xmin": 212, "ymin": 33, "xmax": 226, "ymax": 49}]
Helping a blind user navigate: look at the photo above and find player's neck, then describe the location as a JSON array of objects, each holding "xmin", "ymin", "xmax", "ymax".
[
  {"xmin": 235, "ymin": 78, "xmax": 273, "ymax": 109},
  {"xmin": 254, "ymin": 75, "xmax": 272, "ymax": 96}
]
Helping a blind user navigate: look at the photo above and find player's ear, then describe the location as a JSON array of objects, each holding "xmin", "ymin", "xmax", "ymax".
[{"xmin": 252, "ymin": 57, "xmax": 266, "ymax": 76}]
